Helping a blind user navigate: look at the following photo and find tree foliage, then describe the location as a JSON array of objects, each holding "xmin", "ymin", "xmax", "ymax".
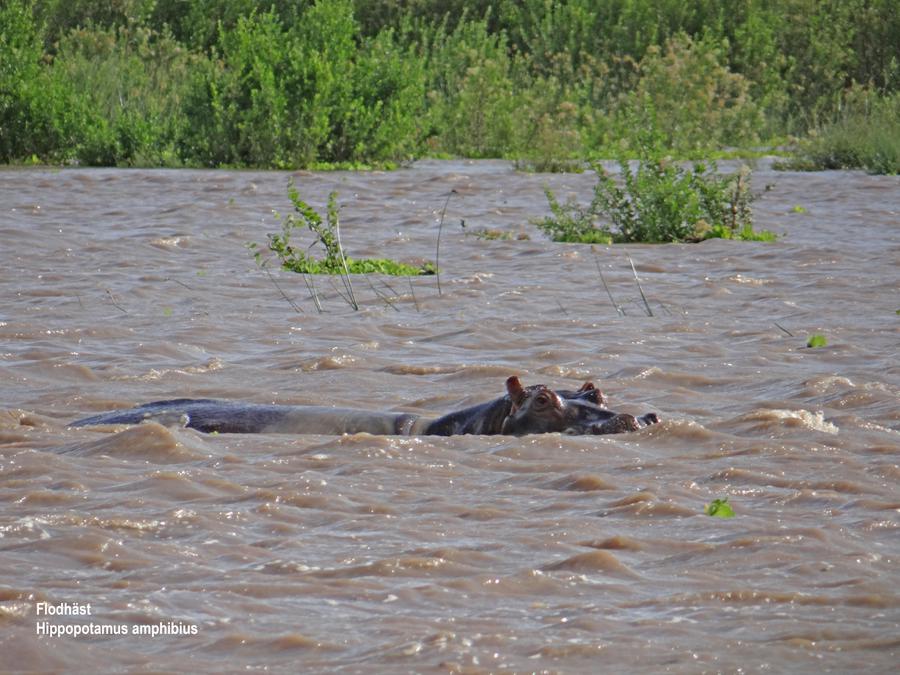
[{"xmin": 1, "ymin": 0, "xmax": 897, "ymax": 168}]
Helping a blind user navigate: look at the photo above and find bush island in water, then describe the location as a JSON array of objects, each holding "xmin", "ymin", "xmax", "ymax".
[
  {"xmin": 252, "ymin": 183, "xmax": 434, "ymax": 276},
  {"xmin": 1, "ymin": 0, "xmax": 898, "ymax": 172},
  {"xmin": 538, "ymin": 151, "xmax": 775, "ymax": 244}
]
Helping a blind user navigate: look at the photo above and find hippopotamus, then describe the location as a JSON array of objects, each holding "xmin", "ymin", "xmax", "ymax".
[{"xmin": 70, "ymin": 376, "xmax": 659, "ymax": 436}]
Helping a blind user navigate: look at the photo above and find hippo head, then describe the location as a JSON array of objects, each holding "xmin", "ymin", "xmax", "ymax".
[{"xmin": 500, "ymin": 376, "xmax": 626, "ymax": 435}]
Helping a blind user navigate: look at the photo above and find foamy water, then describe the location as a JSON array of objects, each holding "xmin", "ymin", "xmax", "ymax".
[{"xmin": 1, "ymin": 161, "xmax": 898, "ymax": 672}]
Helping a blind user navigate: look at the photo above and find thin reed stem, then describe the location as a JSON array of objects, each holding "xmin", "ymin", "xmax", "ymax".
[
  {"xmin": 774, "ymin": 321, "xmax": 794, "ymax": 336},
  {"xmin": 332, "ymin": 208, "xmax": 359, "ymax": 310},
  {"xmin": 365, "ymin": 275, "xmax": 399, "ymax": 311},
  {"xmin": 327, "ymin": 277, "xmax": 355, "ymax": 309},
  {"xmin": 407, "ymin": 278, "xmax": 420, "ymax": 312},
  {"xmin": 591, "ymin": 246, "xmax": 624, "ymax": 316},
  {"xmin": 435, "ymin": 189, "xmax": 456, "ymax": 296},
  {"xmin": 263, "ymin": 265, "xmax": 304, "ymax": 314},
  {"xmin": 105, "ymin": 289, "xmax": 128, "ymax": 313},
  {"xmin": 302, "ymin": 274, "xmax": 323, "ymax": 313},
  {"xmin": 628, "ymin": 256, "xmax": 653, "ymax": 317}
]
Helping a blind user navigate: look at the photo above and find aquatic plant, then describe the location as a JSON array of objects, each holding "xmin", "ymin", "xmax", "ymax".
[
  {"xmin": 537, "ymin": 154, "xmax": 775, "ymax": 244},
  {"xmin": 252, "ymin": 182, "xmax": 434, "ymax": 277},
  {"xmin": 705, "ymin": 498, "xmax": 735, "ymax": 518},
  {"xmin": 806, "ymin": 334, "xmax": 828, "ymax": 349}
]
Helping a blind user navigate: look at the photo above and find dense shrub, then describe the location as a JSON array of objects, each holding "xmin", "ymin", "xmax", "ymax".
[
  {"xmin": 1, "ymin": 0, "xmax": 899, "ymax": 169},
  {"xmin": 0, "ymin": 0, "xmax": 79, "ymax": 162},
  {"xmin": 180, "ymin": 2, "xmax": 425, "ymax": 167},
  {"xmin": 537, "ymin": 154, "xmax": 773, "ymax": 244},
  {"xmin": 791, "ymin": 88, "xmax": 900, "ymax": 175},
  {"xmin": 51, "ymin": 24, "xmax": 195, "ymax": 166},
  {"xmin": 619, "ymin": 34, "xmax": 763, "ymax": 153}
]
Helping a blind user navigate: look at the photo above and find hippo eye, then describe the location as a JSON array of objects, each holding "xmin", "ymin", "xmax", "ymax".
[{"xmin": 534, "ymin": 393, "xmax": 551, "ymax": 407}]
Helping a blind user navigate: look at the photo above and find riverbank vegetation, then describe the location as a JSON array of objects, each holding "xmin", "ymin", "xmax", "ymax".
[
  {"xmin": 787, "ymin": 89, "xmax": 900, "ymax": 174},
  {"xmin": 1, "ymin": 0, "xmax": 898, "ymax": 173}
]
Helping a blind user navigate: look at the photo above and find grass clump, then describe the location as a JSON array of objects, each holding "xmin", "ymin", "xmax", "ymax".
[
  {"xmin": 537, "ymin": 152, "xmax": 775, "ymax": 244},
  {"xmin": 253, "ymin": 183, "xmax": 433, "ymax": 276},
  {"xmin": 787, "ymin": 89, "xmax": 900, "ymax": 175}
]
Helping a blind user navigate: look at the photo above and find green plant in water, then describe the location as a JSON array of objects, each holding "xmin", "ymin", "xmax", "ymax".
[
  {"xmin": 461, "ymin": 221, "xmax": 530, "ymax": 241},
  {"xmin": 537, "ymin": 153, "xmax": 776, "ymax": 244},
  {"xmin": 807, "ymin": 334, "xmax": 828, "ymax": 348},
  {"xmin": 253, "ymin": 182, "xmax": 434, "ymax": 276},
  {"xmin": 705, "ymin": 498, "xmax": 735, "ymax": 518},
  {"xmin": 537, "ymin": 186, "xmax": 614, "ymax": 243}
]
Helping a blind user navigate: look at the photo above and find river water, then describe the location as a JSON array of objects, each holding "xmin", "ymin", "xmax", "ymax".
[{"xmin": 1, "ymin": 161, "xmax": 898, "ymax": 673}]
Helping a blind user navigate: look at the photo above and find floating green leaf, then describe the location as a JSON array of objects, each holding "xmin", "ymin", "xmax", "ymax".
[
  {"xmin": 705, "ymin": 498, "xmax": 735, "ymax": 518},
  {"xmin": 807, "ymin": 334, "xmax": 828, "ymax": 348}
]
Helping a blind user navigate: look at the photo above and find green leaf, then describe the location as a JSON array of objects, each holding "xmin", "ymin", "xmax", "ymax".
[
  {"xmin": 807, "ymin": 334, "xmax": 828, "ymax": 348},
  {"xmin": 705, "ymin": 498, "xmax": 735, "ymax": 518}
]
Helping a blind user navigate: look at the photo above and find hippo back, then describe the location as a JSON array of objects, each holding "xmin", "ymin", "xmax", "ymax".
[{"xmin": 70, "ymin": 399, "xmax": 421, "ymax": 435}]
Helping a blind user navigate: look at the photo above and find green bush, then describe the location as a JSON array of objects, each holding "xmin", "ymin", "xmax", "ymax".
[
  {"xmin": 0, "ymin": 0, "xmax": 80, "ymax": 162},
  {"xmin": 790, "ymin": 89, "xmax": 900, "ymax": 174},
  {"xmin": 51, "ymin": 24, "xmax": 195, "ymax": 166},
  {"xmin": 422, "ymin": 15, "xmax": 521, "ymax": 157},
  {"xmin": 254, "ymin": 183, "xmax": 434, "ymax": 276},
  {"xmin": 537, "ymin": 153, "xmax": 774, "ymax": 244},
  {"xmin": 181, "ymin": 2, "xmax": 425, "ymax": 168},
  {"xmin": 179, "ymin": 8, "xmax": 302, "ymax": 167},
  {"xmin": 323, "ymin": 25, "xmax": 426, "ymax": 163},
  {"xmin": 599, "ymin": 33, "xmax": 763, "ymax": 155},
  {"xmin": 2, "ymin": 1, "xmax": 899, "ymax": 167},
  {"xmin": 538, "ymin": 187, "xmax": 612, "ymax": 244}
]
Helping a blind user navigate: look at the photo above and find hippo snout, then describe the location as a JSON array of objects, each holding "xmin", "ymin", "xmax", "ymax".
[{"xmin": 566, "ymin": 411, "xmax": 661, "ymax": 435}]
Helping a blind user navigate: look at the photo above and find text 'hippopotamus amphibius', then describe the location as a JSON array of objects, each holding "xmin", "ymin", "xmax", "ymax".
[{"xmin": 70, "ymin": 376, "xmax": 660, "ymax": 436}]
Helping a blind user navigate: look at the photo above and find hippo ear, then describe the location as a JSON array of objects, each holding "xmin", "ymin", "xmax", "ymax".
[
  {"xmin": 578, "ymin": 381, "xmax": 603, "ymax": 405},
  {"xmin": 506, "ymin": 376, "xmax": 527, "ymax": 406}
]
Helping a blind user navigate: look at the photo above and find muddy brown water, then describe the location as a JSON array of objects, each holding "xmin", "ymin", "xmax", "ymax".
[{"xmin": 1, "ymin": 161, "xmax": 898, "ymax": 673}]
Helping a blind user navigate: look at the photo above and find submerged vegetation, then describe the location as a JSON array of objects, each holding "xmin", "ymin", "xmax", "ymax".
[
  {"xmin": 789, "ymin": 89, "xmax": 900, "ymax": 175},
  {"xmin": 705, "ymin": 498, "xmax": 736, "ymax": 518},
  {"xmin": 806, "ymin": 334, "xmax": 828, "ymax": 349},
  {"xmin": 538, "ymin": 156, "xmax": 776, "ymax": 244},
  {"xmin": 2, "ymin": 0, "xmax": 899, "ymax": 171},
  {"xmin": 252, "ymin": 183, "xmax": 433, "ymax": 276}
]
